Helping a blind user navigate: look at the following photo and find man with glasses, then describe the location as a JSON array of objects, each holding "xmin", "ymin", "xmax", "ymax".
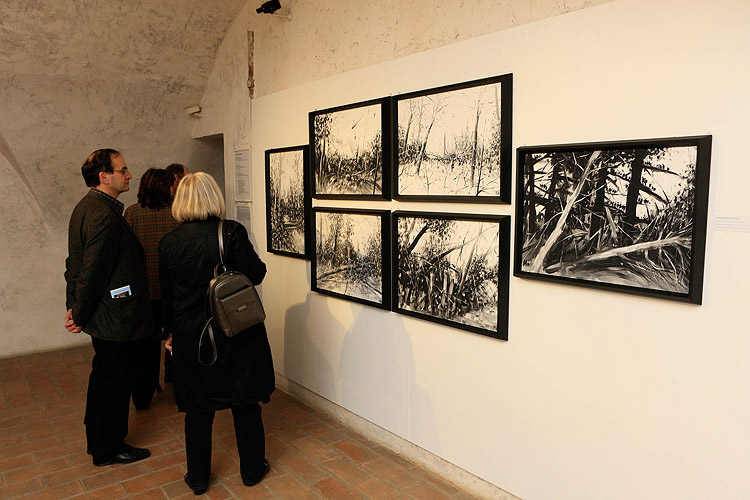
[{"xmin": 64, "ymin": 149, "xmax": 153, "ymax": 466}]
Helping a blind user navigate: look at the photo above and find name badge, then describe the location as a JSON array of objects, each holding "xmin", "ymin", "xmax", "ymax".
[{"xmin": 110, "ymin": 285, "xmax": 132, "ymax": 299}]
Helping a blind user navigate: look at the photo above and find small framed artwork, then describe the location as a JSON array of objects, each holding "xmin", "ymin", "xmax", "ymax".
[
  {"xmin": 312, "ymin": 207, "xmax": 391, "ymax": 309},
  {"xmin": 392, "ymin": 211, "xmax": 511, "ymax": 340},
  {"xmin": 515, "ymin": 135, "xmax": 712, "ymax": 304},
  {"xmin": 393, "ymin": 74, "xmax": 513, "ymax": 203},
  {"xmin": 265, "ymin": 145, "xmax": 311, "ymax": 258},
  {"xmin": 309, "ymin": 98, "xmax": 392, "ymax": 199}
]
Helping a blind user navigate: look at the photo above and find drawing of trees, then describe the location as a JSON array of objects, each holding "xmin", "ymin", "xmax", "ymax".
[
  {"xmin": 397, "ymin": 82, "xmax": 503, "ymax": 197},
  {"xmin": 397, "ymin": 216, "xmax": 499, "ymax": 330},
  {"xmin": 269, "ymin": 150, "xmax": 305, "ymax": 254},
  {"xmin": 313, "ymin": 104, "xmax": 382, "ymax": 195},
  {"xmin": 520, "ymin": 145, "xmax": 698, "ymax": 293},
  {"xmin": 315, "ymin": 211, "xmax": 382, "ymax": 302}
]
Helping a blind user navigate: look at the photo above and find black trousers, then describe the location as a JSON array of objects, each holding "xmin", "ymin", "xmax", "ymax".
[
  {"xmin": 85, "ymin": 335, "xmax": 152, "ymax": 461},
  {"xmin": 131, "ymin": 300, "xmax": 164, "ymax": 408},
  {"xmin": 185, "ymin": 404, "xmax": 266, "ymax": 485}
]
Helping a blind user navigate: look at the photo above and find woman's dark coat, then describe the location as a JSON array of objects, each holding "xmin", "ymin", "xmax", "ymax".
[{"xmin": 158, "ymin": 218, "xmax": 274, "ymax": 412}]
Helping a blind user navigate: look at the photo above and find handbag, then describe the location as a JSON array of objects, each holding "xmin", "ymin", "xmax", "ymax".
[{"xmin": 198, "ymin": 220, "xmax": 266, "ymax": 366}]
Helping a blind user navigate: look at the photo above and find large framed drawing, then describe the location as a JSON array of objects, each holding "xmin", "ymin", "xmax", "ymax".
[
  {"xmin": 265, "ymin": 145, "xmax": 311, "ymax": 258},
  {"xmin": 392, "ymin": 211, "xmax": 510, "ymax": 340},
  {"xmin": 515, "ymin": 135, "xmax": 712, "ymax": 304},
  {"xmin": 309, "ymin": 98, "xmax": 391, "ymax": 199},
  {"xmin": 393, "ymin": 74, "xmax": 513, "ymax": 202},
  {"xmin": 312, "ymin": 208, "xmax": 391, "ymax": 309}
]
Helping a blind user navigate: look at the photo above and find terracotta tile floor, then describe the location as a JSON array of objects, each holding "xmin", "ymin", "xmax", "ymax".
[{"xmin": 0, "ymin": 344, "xmax": 476, "ymax": 499}]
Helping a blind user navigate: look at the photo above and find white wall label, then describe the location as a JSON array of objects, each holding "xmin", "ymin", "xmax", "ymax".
[
  {"xmin": 235, "ymin": 203, "xmax": 252, "ymax": 233},
  {"xmin": 234, "ymin": 149, "xmax": 250, "ymax": 200},
  {"xmin": 715, "ymin": 215, "xmax": 750, "ymax": 232}
]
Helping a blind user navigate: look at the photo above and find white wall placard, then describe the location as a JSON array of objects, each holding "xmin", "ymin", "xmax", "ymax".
[
  {"xmin": 234, "ymin": 149, "xmax": 250, "ymax": 200},
  {"xmin": 715, "ymin": 215, "xmax": 750, "ymax": 233},
  {"xmin": 235, "ymin": 203, "xmax": 252, "ymax": 233}
]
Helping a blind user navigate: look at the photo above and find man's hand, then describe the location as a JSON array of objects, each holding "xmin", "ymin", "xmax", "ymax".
[
  {"xmin": 64, "ymin": 309, "xmax": 83, "ymax": 333},
  {"xmin": 164, "ymin": 333, "xmax": 173, "ymax": 354}
]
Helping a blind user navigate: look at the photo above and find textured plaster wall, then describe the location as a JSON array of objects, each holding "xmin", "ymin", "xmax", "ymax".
[
  {"xmin": 0, "ymin": 0, "xmax": 246, "ymax": 356},
  {"xmin": 250, "ymin": 0, "xmax": 612, "ymax": 98},
  {"xmin": 192, "ymin": 2, "xmax": 254, "ymax": 214}
]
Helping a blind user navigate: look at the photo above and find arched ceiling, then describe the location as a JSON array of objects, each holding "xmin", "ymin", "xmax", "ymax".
[
  {"xmin": 0, "ymin": 0, "xmax": 249, "ymax": 225},
  {"xmin": 1, "ymin": 0, "xmax": 248, "ymax": 84}
]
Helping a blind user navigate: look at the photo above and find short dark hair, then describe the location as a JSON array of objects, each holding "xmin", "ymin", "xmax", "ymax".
[
  {"xmin": 81, "ymin": 149, "xmax": 120, "ymax": 187},
  {"xmin": 137, "ymin": 168, "xmax": 175, "ymax": 209},
  {"xmin": 166, "ymin": 163, "xmax": 187, "ymax": 180}
]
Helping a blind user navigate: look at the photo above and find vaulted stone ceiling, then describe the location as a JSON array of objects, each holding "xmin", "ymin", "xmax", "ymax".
[
  {"xmin": 0, "ymin": 0, "xmax": 249, "ymax": 354},
  {"xmin": 0, "ymin": 0, "xmax": 248, "ymax": 225},
  {"xmin": 1, "ymin": 0, "xmax": 246, "ymax": 83}
]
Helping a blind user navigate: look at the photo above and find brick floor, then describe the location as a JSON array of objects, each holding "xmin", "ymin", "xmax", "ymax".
[{"xmin": 0, "ymin": 345, "xmax": 476, "ymax": 499}]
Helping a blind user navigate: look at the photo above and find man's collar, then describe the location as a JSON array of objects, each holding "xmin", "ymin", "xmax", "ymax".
[{"xmin": 91, "ymin": 187, "xmax": 125, "ymax": 214}]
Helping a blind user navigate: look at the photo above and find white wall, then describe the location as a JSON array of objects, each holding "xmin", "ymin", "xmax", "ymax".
[{"xmin": 249, "ymin": 1, "xmax": 750, "ymax": 499}]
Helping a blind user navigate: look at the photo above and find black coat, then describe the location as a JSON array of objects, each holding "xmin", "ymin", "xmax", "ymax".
[
  {"xmin": 158, "ymin": 218, "xmax": 275, "ymax": 412},
  {"xmin": 65, "ymin": 190, "xmax": 153, "ymax": 341}
]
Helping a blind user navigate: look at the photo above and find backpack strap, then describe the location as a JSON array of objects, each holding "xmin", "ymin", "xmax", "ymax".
[
  {"xmin": 217, "ymin": 219, "xmax": 226, "ymax": 272},
  {"xmin": 199, "ymin": 219, "xmax": 226, "ymax": 367},
  {"xmin": 198, "ymin": 318, "xmax": 218, "ymax": 366}
]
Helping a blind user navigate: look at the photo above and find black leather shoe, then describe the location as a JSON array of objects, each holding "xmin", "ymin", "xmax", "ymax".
[
  {"xmin": 184, "ymin": 473, "xmax": 208, "ymax": 495},
  {"xmin": 242, "ymin": 459, "xmax": 270, "ymax": 486},
  {"xmin": 93, "ymin": 443, "xmax": 150, "ymax": 466}
]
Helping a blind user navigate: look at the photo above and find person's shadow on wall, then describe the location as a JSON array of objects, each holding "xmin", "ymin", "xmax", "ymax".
[
  {"xmin": 338, "ymin": 304, "xmax": 439, "ymax": 452},
  {"xmin": 283, "ymin": 291, "xmax": 338, "ymax": 402}
]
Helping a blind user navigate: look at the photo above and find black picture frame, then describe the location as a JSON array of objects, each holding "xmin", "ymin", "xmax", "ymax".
[
  {"xmin": 392, "ymin": 211, "xmax": 510, "ymax": 340},
  {"xmin": 392, "ymin": 74, "xmax": 513, "ymax": 203},
  {"xmin": 265, "ymin": 145, "xmax": 311, "ymax": 259},
  {"xmin": 515, "ymin": 135, "xmax": 712, "ymax": 304},
  {"xmin": 312, "ymin": 207, "xmax": 391, "ymax": 309},
  {"xmin": 309, "ymin": 97, "xmax": 392, "ymax": 200}
]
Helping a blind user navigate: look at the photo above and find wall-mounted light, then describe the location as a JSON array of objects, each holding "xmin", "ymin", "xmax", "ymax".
[
  {"xmin": 256, "ymin": 0, "xmax": 291, "ymax": 20},
  {"xmin": 185, "ymin": 105, "xmax": 202, "ymax": 117}
]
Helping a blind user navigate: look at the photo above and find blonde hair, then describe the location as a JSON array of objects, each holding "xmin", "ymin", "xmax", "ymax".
[{"xmin": 171, "ymin": 172, "xmax": 225, "ymax": 222}]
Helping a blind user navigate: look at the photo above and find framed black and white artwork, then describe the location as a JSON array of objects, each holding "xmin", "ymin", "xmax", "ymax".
[
  {"xmin": 392, "ymin": 211, "xmax": 510, "ymax": 340},
  {"xmin": 309, "ymin": 98, "xmax": 391, "ymax": 199},
  {"xmin": 515, "ymin": 135, "xmax": 712, "ymax": 304},
  {"xmin": 265, "ymin": 145, "xmax": 311, "ymax": 258},
  {"xmin": 312, "ymin": 208, "xmax": 391, "ymax": 309},
  {"xmin": 393, "ymin": 74, "xmax": 513, "ymax": 202}
]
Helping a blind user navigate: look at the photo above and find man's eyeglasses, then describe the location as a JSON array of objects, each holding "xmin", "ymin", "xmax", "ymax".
[{"xmin": 111, "ymin": 167, "xmax": 129, "ymax": 175}]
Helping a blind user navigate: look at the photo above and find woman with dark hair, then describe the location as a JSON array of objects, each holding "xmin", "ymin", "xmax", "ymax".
[
  {"xmin": 166, "ymin": 163, "xmax": 189, "ymax": 194},
  {"xmin": 159, "ymin": 173, "xmax": 274, "ymax": 495},
  {"xmin": 124, "ymin": 168, "xmax": 180, "ymax": 409}
]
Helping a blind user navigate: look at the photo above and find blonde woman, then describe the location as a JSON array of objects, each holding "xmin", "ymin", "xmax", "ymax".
[{"xmin": 158, "ymin": 173, "xmax": 274, "ymax": 495}]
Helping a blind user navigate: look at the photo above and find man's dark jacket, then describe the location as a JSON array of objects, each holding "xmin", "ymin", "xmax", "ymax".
[{"xmin": 65, "ymin": 190, "xmax": 153, "ymax": 341}]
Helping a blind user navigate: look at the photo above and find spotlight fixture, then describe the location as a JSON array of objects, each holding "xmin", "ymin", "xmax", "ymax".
[
  {"xmin": 184, "ymin": 105, "xmax": 202, "ymax": 117},
  {"xmin": 256, "ymin": 0, "xmax": 291, "ymax": 20},
  {"xmin": 256, "ymin": 0, "xmax": 281, "ymax": 14}
]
